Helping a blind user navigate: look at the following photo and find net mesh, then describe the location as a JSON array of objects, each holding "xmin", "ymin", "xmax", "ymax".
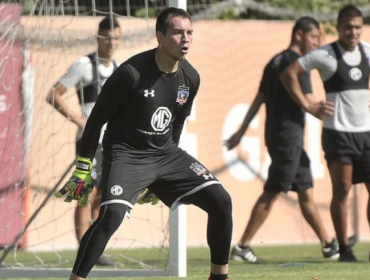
[
  {"xmin": 0, "ymin": 1, "xmax": 172, "ymax": 273},
  {"xmin": 1, "ymin": 0, "xmax": 370, "ymax": 276}
]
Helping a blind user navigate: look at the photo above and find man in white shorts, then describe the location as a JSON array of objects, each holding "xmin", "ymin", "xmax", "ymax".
[
  {"xmin": 47, "ymin": 15, "xmax": 121, "ymax": 266},
  {"xmin": 281, "ymin": 4, "xmax": 370, "ymax": 262}
]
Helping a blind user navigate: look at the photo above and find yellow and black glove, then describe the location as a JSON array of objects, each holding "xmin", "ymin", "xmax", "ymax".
[
  {"xmin": 137, "ymin": 189, "xmax": 160, "ymax": 205},
  {"xmin": 54, "ymin": 156, "xmax": 94, "ymax": 206}
]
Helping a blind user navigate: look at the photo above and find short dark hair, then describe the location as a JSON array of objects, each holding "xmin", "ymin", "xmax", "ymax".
[
  {"xmin": 291, "ymin": 16, "xmax": 319, "ymax": 40},
  {"xmin": 98, "ymin": 15, "xmax": 120, "ymax": 31},
  {"xmin": 155, "ymin": 7, "xmax": 191, "ymax": 35},
  {"xmin": 337, "ymin": 4, "xmax": 363, "ymax": 25}
]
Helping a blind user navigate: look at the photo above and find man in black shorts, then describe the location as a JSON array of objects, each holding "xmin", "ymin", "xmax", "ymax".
[
  {"xmin": 281, "ymin": 4, "xmax": 370, "ymax": 262},
  {"xmin": 225, "ymin": 17, "xmax": 338, "ymax": 263},
  {"xmin": 55, "ymin": 7, "xmax": 232, "ymax": 280}
]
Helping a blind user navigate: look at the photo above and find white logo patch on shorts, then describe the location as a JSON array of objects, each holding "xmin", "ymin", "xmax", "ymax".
[{"xmin": 111, "ymin": 185, "xmax": 123, "ymax": 196}]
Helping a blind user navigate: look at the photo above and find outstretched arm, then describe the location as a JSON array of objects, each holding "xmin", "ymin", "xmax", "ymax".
[
  {"xmin": 224, "ymin": 90, "xmax": 264, "ymax": 150},
  {"xmin": 280, "ymin": 61, "xmax": 334, "ymax": 119}
]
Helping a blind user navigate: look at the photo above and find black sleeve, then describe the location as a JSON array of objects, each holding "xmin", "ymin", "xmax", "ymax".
[
  {"xmin": 172, "ymin": 75, "xmax": 200, "ymax": 145},
  {"xmin": 78, "ymin": 65, "xmax": 135, "ymax": 159},
  {"xmin": 299, "ymin": 71, "xmax": 313, "ymax": 94}
]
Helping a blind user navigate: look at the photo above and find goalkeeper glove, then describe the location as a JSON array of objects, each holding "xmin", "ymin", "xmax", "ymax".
[
  {"xmin": 54, "ymin": 156, "xmax": 94, "ymax": 206},
  {"xmin": 137, "ymin": 189, "xmax": 160, "ymax": 205}
]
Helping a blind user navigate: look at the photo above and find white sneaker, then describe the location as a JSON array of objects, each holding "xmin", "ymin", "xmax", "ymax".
[{"xmin": 230, "ymin": 244, "xmax": 263, "ymax": 263}]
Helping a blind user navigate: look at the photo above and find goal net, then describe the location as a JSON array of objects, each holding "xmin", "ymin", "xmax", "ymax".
[
  {"xmin": 1, "ymin": 1, "xmax": 370, "ymax": 278},
  {"xmin": 0, "ymin": 1, "xmax": 188, "ymax": 278}
]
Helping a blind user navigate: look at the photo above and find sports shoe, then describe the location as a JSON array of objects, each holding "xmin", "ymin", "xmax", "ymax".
[
  {"xmin": 339, "ymin": 248, "xmax": 357, "ymax": 262},
  {"xmin": 322, "ymin": 238, "xmax": 339, "ymax": 259},
  {"xmin": 230, "ymin": 244, "xmax": 263, "ymax": 263},
  {"xmin": 96, "ymin": 255, "xmax": 116, "ymax": 266}
]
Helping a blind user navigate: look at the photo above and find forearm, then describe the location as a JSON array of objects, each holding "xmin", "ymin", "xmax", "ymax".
[
  {"xmin": 238, "ymin": 91, "xmax": 263, "ymax": 134},
  {"xmin": 47, "ymin": 84, "xmax": 87, "ymax": 129},
  {"xmin": 285, "ymin": 82, "xmax": 310, "ymax": 110},
  {"xmin": 55, "ymin": 97, "xmax": 86, "ymax": 129},
  {"xmin": 78, "ymin": 104, "xmax": 108, "ymax": 159},
  {"xmin": 280, "ymin": 61, "xmax": 311, "ymax": 111},
  {"xmin": 173, "ymin": 114, "xmax": 187, "ymax": 145},
  {"xmin": 172, "ymin": 124, "xmax": 183, "ymax": 145}
]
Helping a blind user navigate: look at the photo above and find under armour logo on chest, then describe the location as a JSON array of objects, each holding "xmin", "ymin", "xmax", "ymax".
[{"xmin": 144, "ymin": 89, "xmax": 155, "ymax": 97}]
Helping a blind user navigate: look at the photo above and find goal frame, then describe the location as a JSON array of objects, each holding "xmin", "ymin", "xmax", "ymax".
[
  {"xmin": 0, "ymin": 0, "xmax": 189, "ymax": 278},
  {"xmin": 0, "ymin": 206, "xmax": 187, "ymax": 278}
]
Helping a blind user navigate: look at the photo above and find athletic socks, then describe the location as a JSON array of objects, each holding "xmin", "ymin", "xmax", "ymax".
[
  {"xmin": 238, "ymin": 244, "xmax": 248, "ymax": 250},
  {"xmin": 208, "ymin": 272, "xmax": 229, "ymax": 280}
]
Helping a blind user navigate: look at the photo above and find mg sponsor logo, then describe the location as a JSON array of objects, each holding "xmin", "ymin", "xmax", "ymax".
[{"xmin": 151, "ymin": 107, "xmax": 172, "ymax": 131}]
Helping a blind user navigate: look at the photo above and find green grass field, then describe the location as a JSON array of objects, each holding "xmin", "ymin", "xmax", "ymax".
[{"xmin": 3, "ymin": 242, "xmax": 370, "ymax": 280}]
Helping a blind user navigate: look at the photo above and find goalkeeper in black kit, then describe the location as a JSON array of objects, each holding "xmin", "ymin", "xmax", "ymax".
[{"xmin": 54, "ymin": 7, "xmax": 232, "ymax": 280}]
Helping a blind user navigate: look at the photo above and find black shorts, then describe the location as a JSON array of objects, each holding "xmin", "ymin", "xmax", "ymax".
[
  {"xmin": 322, "ymin": 128, "xmax": 370, "ymax": 184},
  {"xmin": 100, "ymin": 146, "xmax": 221, "ymax": 210},
  {"xmin": 264, "ymin": 146, "xmax": 313, "ymax": 193},
  {"xmin": 76, "ymin": 139, "xmax": 103, "ymax": 189}
]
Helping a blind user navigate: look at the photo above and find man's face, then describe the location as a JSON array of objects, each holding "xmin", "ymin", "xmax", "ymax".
[
  {"xmin": 158, "ymin": 16, "xmax": 193, "ymax": 62},
  {"xmin": 300, "ymin": 28, "xmax": 320, "ymax": 55},
  {"xmin": 337, "ymin": 16, "xmax": 363, "ymax": 51},
  {"xmin": 97, "ymin": 27, "xmax": 121, "ymax": 59}
]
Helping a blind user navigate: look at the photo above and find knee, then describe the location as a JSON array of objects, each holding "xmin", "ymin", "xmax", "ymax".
[
  {"xmin": 332, "ymin": 183, "xmax": 352, "ymax": 199},
  {"xmin": 212, "ymin": 188, "xmax": 232, "ymax": 216},
  {"xmin": 260, "ymin": 190, "xmax": 280, "ymax": 203},
  {"xmin": 99, "ymin": 204, "xmax": 127, "ymax": 235},
  {"xmin": 223, "ymin": 192, "xmax": 233, "ymax": 213}
]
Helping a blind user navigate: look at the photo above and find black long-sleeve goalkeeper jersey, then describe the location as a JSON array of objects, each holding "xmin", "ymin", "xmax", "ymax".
[{"xmin": 78, "ymin": 48, "xmax": 200, "ymax": 160}]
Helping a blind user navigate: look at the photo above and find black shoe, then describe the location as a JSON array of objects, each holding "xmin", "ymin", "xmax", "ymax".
[
  {"xmin": 339, "ymin": 248, "xmax": 357, "ymax": 262},
  {"xmin": 230, "ymin": 244, "xmax": 264, "ymax": 263},
  {"xmin": 96, "ymin": 255, "xmax": 116, "ymax": 266},
  {"xmin": 322, "ymin": 238, "xmax": 339, "ymax": 259}
]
